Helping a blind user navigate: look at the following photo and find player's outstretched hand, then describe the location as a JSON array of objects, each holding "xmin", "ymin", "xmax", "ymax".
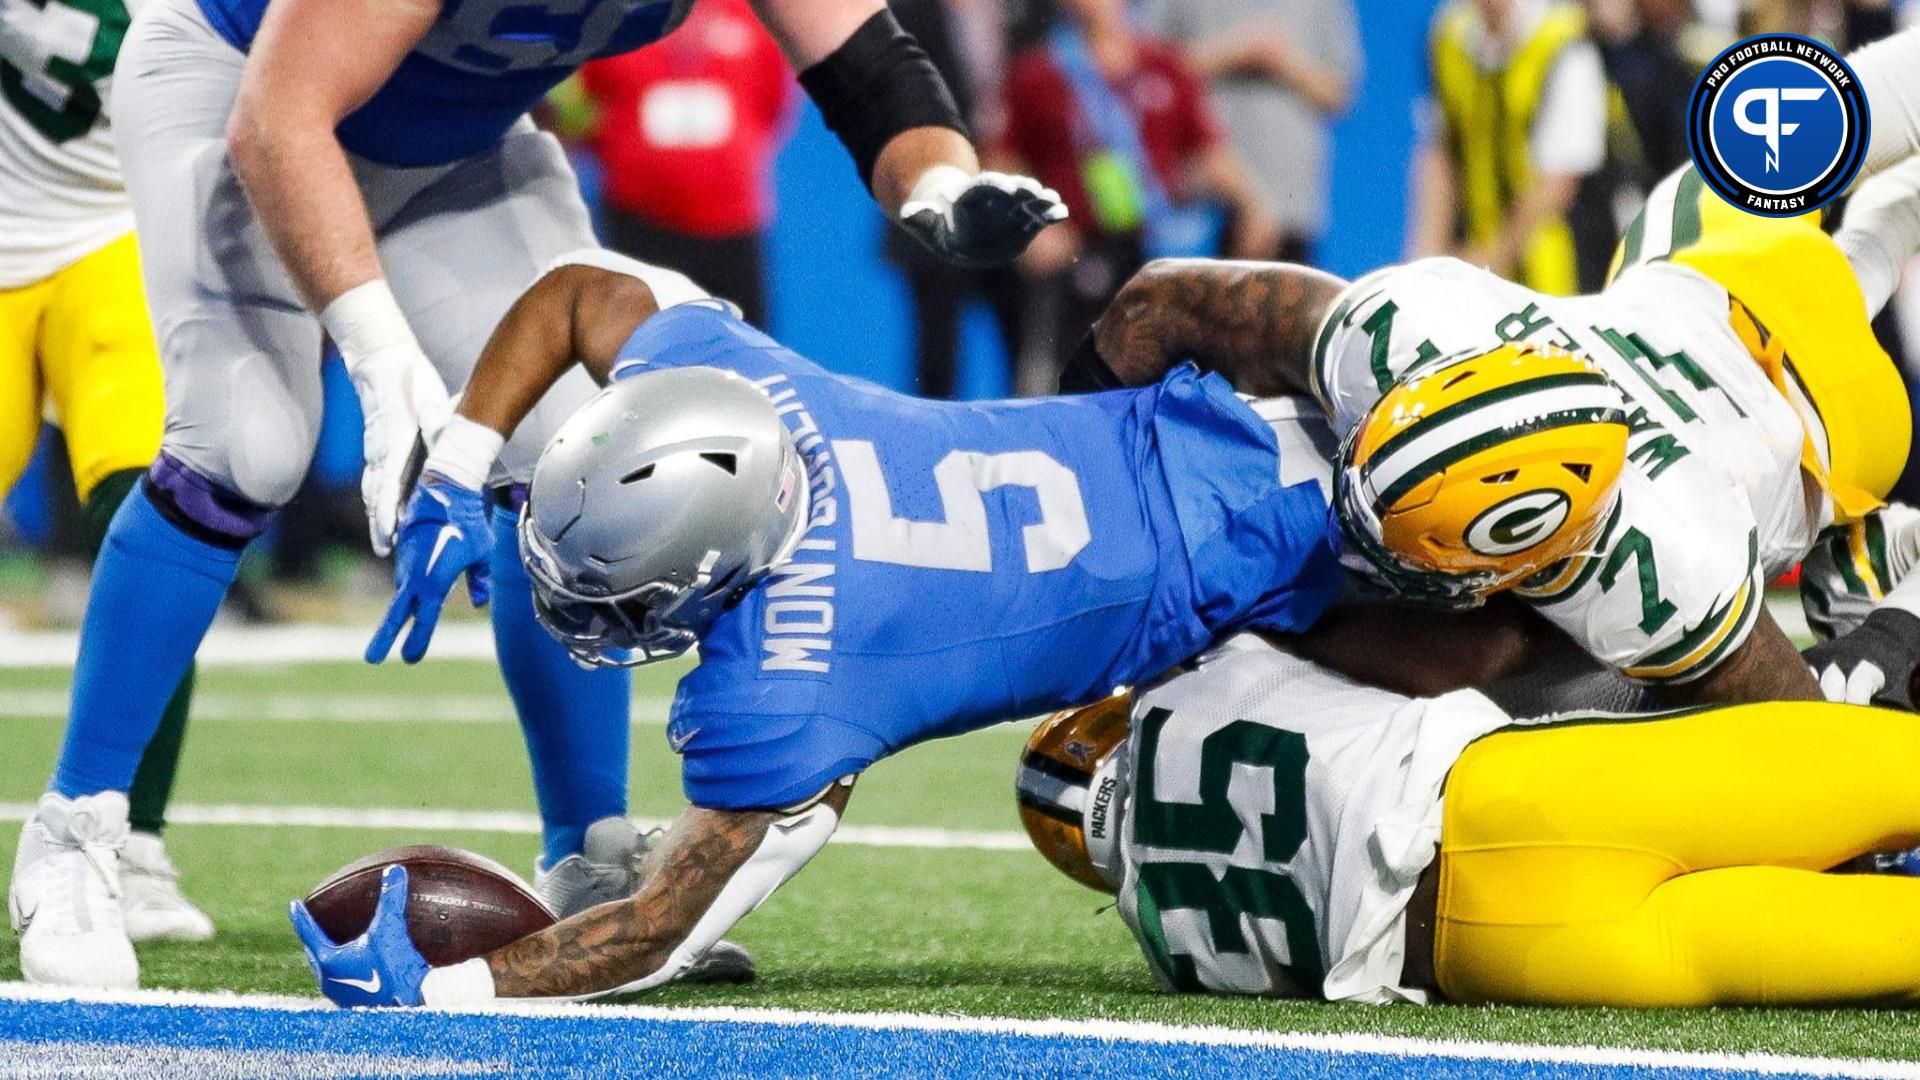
[
  {"xmin": 899, "ymin": 166, "xmax": 1067, "ymax": 268},
  {"xmin": 349, "ymin": 343, "xmax": 454, "ymax": 558},
  {"xmin": 366, "ymin": 474, "xmax": 493, "ymax": 665},
  {"xmin": 289, "ymin": 864, "xmax": 429, "ymax": 1008},
  {"xmin": 1806, "ymin": 606, "xmax": 1920, "ymax": 709}
]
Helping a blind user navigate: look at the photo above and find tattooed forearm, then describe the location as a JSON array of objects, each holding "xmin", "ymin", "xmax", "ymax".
[
  {"xmin": 1092, "ymin": 258, "xmax": 1349, "ymax": 398},
  {"xmin": 484, "ymin": 806, "xmax": 777, "ymax": 999}
]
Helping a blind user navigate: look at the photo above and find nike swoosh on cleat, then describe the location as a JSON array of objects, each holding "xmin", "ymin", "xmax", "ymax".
[
  {"xmin": 426, "ymin": 525, "xmax": 464, "ymax": 576},
  {"xmin": 329, "ymin": 972, "xmax": 382, "ymax": 993}
]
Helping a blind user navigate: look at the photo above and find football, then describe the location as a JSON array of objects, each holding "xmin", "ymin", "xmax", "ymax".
[{"xmin": 301, "ymin": 845, "xmax": 556, "ymax": 966}]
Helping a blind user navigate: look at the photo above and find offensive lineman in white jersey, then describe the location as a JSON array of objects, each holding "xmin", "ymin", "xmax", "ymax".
[{"xmin": 1061, "ymin": 28, "xmax": 1920, "ymax": 707}]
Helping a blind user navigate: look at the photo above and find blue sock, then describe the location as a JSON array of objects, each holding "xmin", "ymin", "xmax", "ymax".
[
  {"xmin": 488, "ymin": 507, "xmax": 631, "ymax": 866},
  {"xmin": 54, "ymin": 485, "xmax": 241, "ymax": 797}
]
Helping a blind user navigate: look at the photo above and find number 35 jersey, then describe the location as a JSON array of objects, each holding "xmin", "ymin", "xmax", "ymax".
[
  {"xmin": 1118, "ymin": 634, "xmax": 1511, "ymax": 1003},
  {"xmin": 615, "ymin": 303, "xmax": 1343, "ymax": 811},
  {"xmin": 1313, "ymin": 257, "xmax": 1821, "ymax": 685},
  {"xmin": 0, "ymin": 0, "xmax": 132, "ymax": 286}
]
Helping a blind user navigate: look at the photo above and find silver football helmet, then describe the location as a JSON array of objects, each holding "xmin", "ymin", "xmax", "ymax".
[{"xmin": 519, "ymin": 366, "xmax": 810, "ymax": 667}]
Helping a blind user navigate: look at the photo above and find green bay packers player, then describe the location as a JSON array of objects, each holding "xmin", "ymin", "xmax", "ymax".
[
  {"xmin": 1, "ymin": 0, "xmax": 212, "ymax": 954},
  {"xmin": 1066, "ymin": 25, "xmax": 1920, "ymax": 706},
  {"xmin": 1020, "ymin": 636, "xmax": 1920, "ymax": 1006}
]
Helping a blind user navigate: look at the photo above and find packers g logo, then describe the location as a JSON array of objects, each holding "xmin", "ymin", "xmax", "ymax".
[
  {"xmin": 1465, "ymin": 491, "xmax": 1571, "ymax": 557},
  {"xmin": 1688, "ymin": 33, "xmax": 1868, "ymax": 216}
]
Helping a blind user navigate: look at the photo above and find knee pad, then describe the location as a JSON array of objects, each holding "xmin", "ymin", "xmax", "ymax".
[{"xmin": 144, "ymin": 452, "xmax": 279, "ymax": 550}]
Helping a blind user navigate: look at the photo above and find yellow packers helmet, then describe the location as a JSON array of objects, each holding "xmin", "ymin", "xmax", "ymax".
[
  {"xmin": 1335, "ymin": 343, "xmax": 1630, "ymax": 607},
  {"xmin": 1016, "ymin": 692, "xmax": 1132, "ymax": 894}
]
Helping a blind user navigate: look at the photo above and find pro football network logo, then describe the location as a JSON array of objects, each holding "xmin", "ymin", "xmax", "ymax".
[{"xmin": 1687, "ymin": 33, "xmax": 1869, "ymax": 216}]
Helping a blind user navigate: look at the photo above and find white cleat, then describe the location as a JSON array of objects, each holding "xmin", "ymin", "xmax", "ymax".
[
  {"xmin": 9, "ymin": 791, "xmax": 139, "ymax": 989},
  {"xmin": 535, "ymin": 817, "xmax": 755, "ymax": 985},
  {"xmin": 119, "ymin": 831, "xmax": 215, "ymax": 943}
]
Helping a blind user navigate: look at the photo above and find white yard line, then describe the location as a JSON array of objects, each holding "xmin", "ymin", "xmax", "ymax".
[
  {"xmin": 0, "ymin": 801, "xmax": 1032, "ymax": 852},
  {"xmin": 0, "ymin": 623, "xmax": 501, "ymax": 668},
  {"xmin": 0, "ymin": 690, "xmax": 676, "ymax": 725},
  {"xmin": 0, "ymin": 984, "xmax": 1912, "ymax": 1078}
]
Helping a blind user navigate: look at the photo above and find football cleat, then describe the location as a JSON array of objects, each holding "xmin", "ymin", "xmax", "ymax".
[
  {"xmin": 1016, "ymin": 692, "xmax": 1132, "ymax": 894},
  {"xmin": 9, "ymin": 791, "xmax": 139, "ymax": 988},
  {"xmin": 1337, "ymin": 343, "xmax": 1630, "ymax": 607},
  {"xmin": 535, "ymin": 817, "xmax": 755, "ymax": 984},
  {"xmin": 119, "ymin": 831, "xmax": 216, "ymax": 943}
]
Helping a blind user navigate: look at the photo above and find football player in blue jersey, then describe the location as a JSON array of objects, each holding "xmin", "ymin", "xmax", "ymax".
[
  {"xmin": 17, "ymin": 0, "xmax": 1066, "ymax": 990},
  {"xmin": 287, "ymin": 248, "xmax": 1343, "ymax": 1005}
]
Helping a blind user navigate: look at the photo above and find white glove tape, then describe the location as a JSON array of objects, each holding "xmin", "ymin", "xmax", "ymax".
[
  {"xmin": 421, "ymin": 957, "xmax": 496, "ymax": 1008},
  {"xmin": 903, "ymin": 164, "xmax": 972, "ymax": 215},
  {"xmin": 423, "ymin": 414, "xmax": 505, "ymax": 493},
  {"xmin": 321, "ymin": 279, "xmax": 421, "ymax": 373}
]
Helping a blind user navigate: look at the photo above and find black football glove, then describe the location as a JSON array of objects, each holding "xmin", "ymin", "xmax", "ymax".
[
  {"xmin": 1805, "ymin": 606, "xmax": 1920, "ymax": 709},
  {"xmin": 899, "ymin": 167, "xmax": 1067, "ymax": 268}
]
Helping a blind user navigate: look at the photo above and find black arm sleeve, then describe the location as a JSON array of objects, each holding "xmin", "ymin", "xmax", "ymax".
[{"xmin": 797, "ymin": 9, "xmax": 969, "ymax": 191}]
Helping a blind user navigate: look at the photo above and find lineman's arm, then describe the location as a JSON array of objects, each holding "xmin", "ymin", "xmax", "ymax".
[
  {"xmin": 427, "ymin": 784, "xmax": 852, "ymax": 1003},
  {"xmin": 227, "ymin": 0, "xmax": 436, "ymax": 312},
  {"xmin": 1649, "ymin": 612, "xmax": 1822, "ymax": 707},
  {"xmin": 1072, "ymin": 259, "xmax": 1349, "ymax": 397},
  {"xmin": 750, "ymin": 0, "xmax": 1063, "ymax": 266}
]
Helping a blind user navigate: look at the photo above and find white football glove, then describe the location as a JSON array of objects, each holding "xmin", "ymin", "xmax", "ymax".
[
  {"xmin": 324, "ymin": 281, "xmax": 454, "ymax": 558},
  {"xmin": 898, "ymin": 165, "xmax": 1068, "ymax": 268}
]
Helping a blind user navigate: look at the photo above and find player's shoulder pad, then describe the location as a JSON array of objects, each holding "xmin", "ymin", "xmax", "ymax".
[{"xmin": 611, "ymin": 300, "xmax": 769, "ymax": 383}]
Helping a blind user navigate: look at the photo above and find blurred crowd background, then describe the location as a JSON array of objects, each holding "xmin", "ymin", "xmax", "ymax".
[{"xmin": 3, "ymin": 0, "xmax": 1914, "ymax": 626}]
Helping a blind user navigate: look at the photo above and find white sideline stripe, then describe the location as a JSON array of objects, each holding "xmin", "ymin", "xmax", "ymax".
[
  {"xmin": 0, "ymin": 622, "xmax": 502, "ymax": 668},
  {"xmin": 0, "ymin": 985, "xmax": 1913, "ymax": 1078},
  {"xmin": 0, "ymin": 801, "xmax": 1032, "ymax": 852},
  {"xmin": 0, "ymin": 690, "xmax": 676, "ymax": 726}
]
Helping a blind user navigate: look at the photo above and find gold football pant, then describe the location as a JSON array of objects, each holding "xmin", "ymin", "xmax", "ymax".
[
  {"xmin": 0, "ymin": 232, "xmax": 164, "ymax": 503},
  {"xmin": 1436, "ymin": 702, "xmax": 1920, "ymax": 1007}
]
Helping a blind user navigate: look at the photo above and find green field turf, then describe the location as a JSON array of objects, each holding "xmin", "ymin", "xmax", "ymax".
[{"xmin": 4, "ymin": 657, "xmax": 1920, "ymax": 1062}]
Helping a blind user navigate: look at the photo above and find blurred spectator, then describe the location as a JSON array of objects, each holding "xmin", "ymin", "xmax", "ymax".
[
  {"xmin": 998, "ymin": 0, "xmax": 1279, "ymax": 385},
  {"xmin": 1410, "ymin": 0, "xmax": 1612, "ymax": 294},
  {"xmin": 887, "ymin": 0, "xmax": 1026, "ymax": 399},
  {"xmin": 1587, "ymin": 0, "xmax": 1704, "ymax": 179},
  {"xmin": 575, "ymin": 0, "xmax": 795, "ymax": 326},
  {"xmin": 1134, "ymin": 0, "xmax": 1361, "ymax": 265}
]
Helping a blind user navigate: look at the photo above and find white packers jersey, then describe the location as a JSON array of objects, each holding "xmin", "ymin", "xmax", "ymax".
[
  {"xmin": 0, "ymin": 0, "xmax": 133, "ymax": 288},
  {"xmin": 1312, "ymin": 257, "xmax": 1822, "ymax": 684},
  {"xmin": 1115, "ymin": 635, "xmax": 1511, "ymax": 1004}
]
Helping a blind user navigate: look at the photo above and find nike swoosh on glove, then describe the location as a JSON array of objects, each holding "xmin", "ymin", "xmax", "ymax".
[
  {"xmin": 899, "ymin": 167, "xmax": 1068, "ymax": 268},
  {"xmin": 289, "ymin": 864, "xmax": 429, "ymax": 1008},
  {"xmin": 349, "ymin": 342, "xmax": 454, "ymax": 558},
  {"xmin": 366, "ymin": 474, "xmax": 493, "ymax": 665},
  {"xmin": 1806, "ymin": 606, "xmax": 1920, "ymax": 708}
]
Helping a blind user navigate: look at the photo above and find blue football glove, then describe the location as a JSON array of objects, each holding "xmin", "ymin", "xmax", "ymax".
[
  {"xmin": 289, "ymin": 864, "xmax": 430, "ymax": 1008},
  {"xmin": 366, "ymin": 473, "xmax": 493, "ymax": 664},
  {"xmin": 899, "ymin": 168, "xmax": 1067, "ymax": 269}
]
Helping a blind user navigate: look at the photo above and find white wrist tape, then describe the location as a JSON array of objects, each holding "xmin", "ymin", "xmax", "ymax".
[
  {"xmin": 420, "ymin": 957, "xmax": 496, "ymax": 1008},
  {"xmin": 322, "ymin": 280, "xmax": 420, "ymax": 372},
  {"xmin": 423, "ymin": 414, "xmax": 505, "ymax": 492},
  {"xmin": 905, "ymin": 164, "xmax": 972, "ymax": 212}
]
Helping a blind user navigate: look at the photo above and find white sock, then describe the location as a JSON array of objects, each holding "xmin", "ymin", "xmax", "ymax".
[
  {"xmin": 1849, "ymin": 27, "xmax": 1920, "ymax": 181},
  {"xmin": 1836, "ymin": 158, "xmax": 1920, "ymax": 316}
]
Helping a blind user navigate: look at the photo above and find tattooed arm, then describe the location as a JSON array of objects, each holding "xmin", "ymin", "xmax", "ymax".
[
  {"xmin": 458, "ymin": 783, "xmax": 852, "ymax": 1001},
  {"xmin": 1087, "ymin": 258, "xmax": 1351, "ymax": 398}
]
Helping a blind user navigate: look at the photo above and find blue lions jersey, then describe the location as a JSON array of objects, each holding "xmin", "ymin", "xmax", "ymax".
[
  {"xmin": 615, "ymin": 303, "xmax": 1341, "ymax": 810},
  {"xmin": 196, "ymin": 0, "xmax": 686, "ymax": 166}
]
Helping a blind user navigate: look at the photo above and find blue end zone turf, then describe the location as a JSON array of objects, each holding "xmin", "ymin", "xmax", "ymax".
[{"xmin": 0, "ymin": 995, "xmax": 1902, "ymax": 1079}]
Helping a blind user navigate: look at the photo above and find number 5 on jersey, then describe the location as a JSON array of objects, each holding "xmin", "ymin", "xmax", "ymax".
[{"xmin": 835, "ymin": 441, "xmax": 1091, "ymax": 573}]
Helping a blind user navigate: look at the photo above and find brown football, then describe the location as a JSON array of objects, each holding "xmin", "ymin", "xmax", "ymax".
[{"xmin": 302, "ymin": 845, "xmax": 557, "ymax": 966}]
